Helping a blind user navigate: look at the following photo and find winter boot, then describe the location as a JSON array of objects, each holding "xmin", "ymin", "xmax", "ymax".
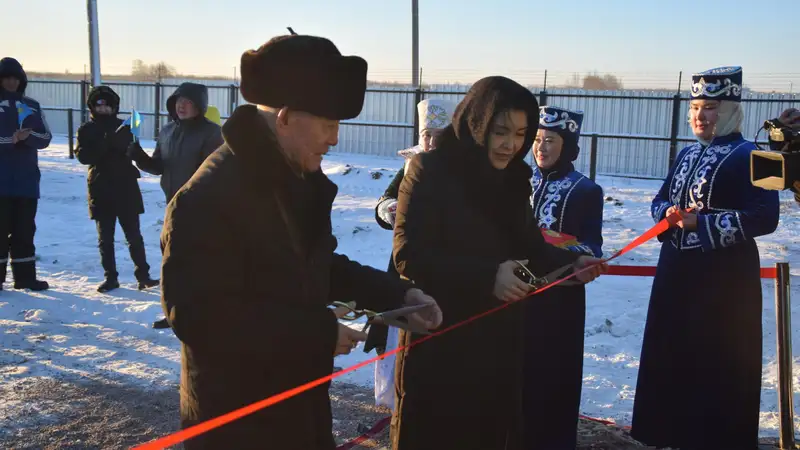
[
  {"xmin": 97, "ymin": 278, "xmax": 120, "ymax": 293},
  {"xmin": 11, "ymin": 259, "xmax": 48, "ymax": 291},
  {"xmin": 0, "ymin": 258, "xmax": 6, "ymax": 291},
  {"xmin": 138, "ymin": 278, "xmax": 160, "ymax": 290},
  {"xmin": 14, "ymin": 279, "xmax": 49, "ymax": 291},
  {"xmin": 152, "ymin": 318, "xmax": 171, "ymax": 329}
]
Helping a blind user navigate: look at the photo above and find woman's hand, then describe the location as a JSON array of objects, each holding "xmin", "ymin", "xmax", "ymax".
[
  {"xmin": 676, "ymin": 212, "xmax": 698, "ymax": 230},
  {"xmin": 572, "ymin": 256, "xmax": 608, "ymax": 283},
  {"xmin": 493, "ymin": 260, "xmax": 532, "ymax": 302}
]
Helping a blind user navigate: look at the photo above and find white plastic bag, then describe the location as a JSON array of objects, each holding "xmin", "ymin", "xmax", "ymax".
[{"xmin": 374, "ymin": 325, "xmax": 400, "ymax": 409}]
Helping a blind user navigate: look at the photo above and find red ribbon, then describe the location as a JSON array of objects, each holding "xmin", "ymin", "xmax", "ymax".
[{"xmin": 132, "ymin": 209, "xmax": 693, "ymax": 450}]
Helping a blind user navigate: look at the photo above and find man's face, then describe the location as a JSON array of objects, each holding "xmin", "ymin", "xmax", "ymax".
[
  {"xmin": 93, "ymin": 105, "xmax": 113, "ymax": 115},
  {"xmin": 1, "ymin": 77, "xmax": 20, "ymax": 92},
  {"xmin": 175, "ymin": 97, "xmax": 199, "ymax": 120},
  {"xmin": 276, "ymin": 109, "xmax": 339, "ymax": 173}
]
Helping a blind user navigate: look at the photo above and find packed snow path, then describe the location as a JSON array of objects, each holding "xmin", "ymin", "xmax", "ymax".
[{"xmin": 1, "ymin": 137, "xmax": 799, "ymax": 438}]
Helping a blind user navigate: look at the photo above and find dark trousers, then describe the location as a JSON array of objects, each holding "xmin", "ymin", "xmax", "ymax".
[
  {"xmin": 95, "ymin": 214, "xmax": 150, "ymax": 281},
  {"xmin": 0, "ymin": 196, "xmax": 39, "ymax": 284}
]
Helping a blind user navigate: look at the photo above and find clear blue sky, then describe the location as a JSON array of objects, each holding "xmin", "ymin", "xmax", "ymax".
[{"xmin": 5, "ymin": 0, "xmax": 800, "ymax": 91}]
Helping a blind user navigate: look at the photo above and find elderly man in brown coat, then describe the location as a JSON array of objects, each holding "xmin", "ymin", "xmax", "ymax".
[{"xmin": 159, "ymin": 34, "xmax": 443, "ymax": 449}]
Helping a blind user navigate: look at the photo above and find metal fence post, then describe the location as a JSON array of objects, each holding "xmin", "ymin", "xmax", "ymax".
[
  {"xmin": 80, "ymin": 80, "xmax": 89, "ymax": 124},
  {"xmin": 774, "ymin": 262, "xmax": 797, "ymax": 450},
  {"xmin": 539, "ymin": 90, "xmax": 548, "ymax": 107},
  {"xmin": 412, "ymin": 87, "xmax": 423, "ymax": 146},
  {"xmin": 154, "ymin": 82, "xmax": 162, "ymax": 139},
  {"xmin": 229, "ymin": 84, "xmax": 238, "ymax": 116},
  {"xmin": 668, "ymin": 94, "xmax": 681, "ymax": 169},
  {"xmin": 67, "ymin": 108, "xmax": 75, "ymax": 159},
  {"xmin": 589, "ymin": 134, "xmax": 599, "ymax": 181}
]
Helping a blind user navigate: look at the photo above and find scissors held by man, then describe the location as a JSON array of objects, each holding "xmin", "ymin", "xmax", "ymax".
[{"xmin": 330, "ymin": 301, "xmax": 435, "ymax": 335}]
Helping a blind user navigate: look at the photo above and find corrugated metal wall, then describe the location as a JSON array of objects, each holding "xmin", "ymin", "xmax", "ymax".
[{"xmin": 27, "ymin": 78, "xmax": 799, "ymax": 179}]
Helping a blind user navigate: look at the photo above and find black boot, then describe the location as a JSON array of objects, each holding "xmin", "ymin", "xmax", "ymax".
[
  {"xmin": 152, "ymin": 317, "xmax": 171, "ymax": 329},
  {"xmin": 138, "ymin": 278, "xmax": 160, "ymax": 290},
  {"xmin": 0, "ymin": 259, "xmax": 6, "ymax": 291},
  {"xmin": 97, "ymin": 278, "xmax": 120, "ymax": 293},
  {"xmin": 11, "ymin": 259, "xmax": 48, "ymax": 291}
]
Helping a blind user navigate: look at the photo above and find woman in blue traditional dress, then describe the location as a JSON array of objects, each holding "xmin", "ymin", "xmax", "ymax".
[
  {"xmin": 631, "ymin": 66, "xmax": 780, "ymax": 450},
  {"xmin": 524, "ymin": 106, "xmax": 604, "ymax": 450}
]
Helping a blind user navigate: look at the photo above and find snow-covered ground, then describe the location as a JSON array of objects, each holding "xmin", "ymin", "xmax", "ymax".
[{"xmin": 1, "ymin": 137, "xmax": 799, "ymax": 438}]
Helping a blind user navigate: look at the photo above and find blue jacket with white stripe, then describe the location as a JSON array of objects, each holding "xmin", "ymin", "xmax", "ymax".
[{"xmin": 0, "ymin": 57, "xmax": 52, "ymax": 199}]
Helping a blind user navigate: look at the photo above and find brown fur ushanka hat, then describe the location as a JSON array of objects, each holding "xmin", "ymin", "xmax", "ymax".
[{"xmin": 240, "ymin": 35, "xmax": 368, "ymax": 121}]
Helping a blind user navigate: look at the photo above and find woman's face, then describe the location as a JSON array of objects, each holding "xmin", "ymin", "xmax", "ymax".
[
  {"xmin": 689, "ymin": 99, "xmax": 720, "ymax": 142},
  {"xmin": 419, "ymin": 128, "xmax": 444, "ymax": 152},
  {"xmin": 532, "ymin": 129, "xmax": 564, "ymax": 170},
  {"xmin": 487, "ymin": 109, "xmax": 528, "ymax": 170}
]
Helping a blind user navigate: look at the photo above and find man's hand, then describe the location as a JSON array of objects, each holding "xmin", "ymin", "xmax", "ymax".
[
  {"xmin": 403, "ymin": 288, "xmax": 443, "ymax": 330},
  {"xmin": 493, "ymin": 259, "xmax": 532, "ymax": 302},
  {"xmin": 778, "ymin": 108, "xmax": 800, "ymax": 131},
  {"xmin": 12, "ymin": 128, "xmax": 32, "ymax": 144},
  {"xmin": 572, "ymin": 256, "xmax": 608, "ymax": 283},
  {"xmin": 332, "ymin": 307, "xmax": 367, "ymax": 356}
]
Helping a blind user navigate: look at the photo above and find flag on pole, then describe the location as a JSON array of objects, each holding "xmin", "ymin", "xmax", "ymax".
[
  {"xmin": 117, "ymin": 110, "xmax": 143, "ymax": 142},
  {"xmin": 16, "ymin": 101, "xmax": 34, "ymax": 129}
]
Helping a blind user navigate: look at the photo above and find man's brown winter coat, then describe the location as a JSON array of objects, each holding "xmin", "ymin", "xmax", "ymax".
[{"xmin": 160, "ymin": 104, "xmax": 409, "ymax": 449}]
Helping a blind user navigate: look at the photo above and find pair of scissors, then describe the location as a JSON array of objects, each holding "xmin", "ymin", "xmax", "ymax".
[
  {"xmin": 512, "ymin": 260, "xmax": 583, "ymax": 290},
  {"xmin": 330, "ymin": 301, "xmax": 434, "ymax": 335}
]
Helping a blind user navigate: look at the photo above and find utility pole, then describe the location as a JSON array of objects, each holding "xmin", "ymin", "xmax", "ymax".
[
  {"xmin": 87, "ymin": 0, "xmax": 102, "ymax": 87},
  {"xmin": 411, "ymin": 0, "xmax": 419, "ymax": 87}
]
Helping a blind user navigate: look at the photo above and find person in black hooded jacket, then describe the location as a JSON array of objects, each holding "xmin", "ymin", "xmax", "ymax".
[
  {"xmin": 127, "ymin": 82, "xmax": 223, "ymax": 328},
  {"xmin": 390, "ymin": 76, "xmax": 607, "ymax": 450},
  {"xmin": 75, "ymin": 86, "xmax": 159, "ymax": 293}
]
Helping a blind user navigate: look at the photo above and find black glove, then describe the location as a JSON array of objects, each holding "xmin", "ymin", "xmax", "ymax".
[{"xmin": 126, "ymin": 141, "xmax": 145, "ymax": 160}]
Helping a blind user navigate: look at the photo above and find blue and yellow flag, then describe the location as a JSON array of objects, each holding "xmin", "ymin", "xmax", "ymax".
[
  {"xmin": 119, "ymin": 110, "xmax": 143, "ymax": 141},
  {"xmin": 16, "ymin": 101, "xmax": 34, "ymax": 129}
]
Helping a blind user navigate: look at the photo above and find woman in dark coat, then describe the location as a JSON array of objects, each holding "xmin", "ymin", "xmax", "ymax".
[
  {"xmin": 630, "ymin": 66, "xmax": 780, "ymax": 450},
  {"xmin": 75, "ymin": 86, "xmax": 158, "ymax": 292},
  {"xmin": 390, "ymin": 76, "xmax": 606, "ymax": 450},
  {"xmin": 524, "ymin": 106, "xmax": 604, "ymax": 449}
]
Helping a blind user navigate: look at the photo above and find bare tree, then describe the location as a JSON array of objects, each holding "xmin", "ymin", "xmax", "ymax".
[
  {"xmin": 582, "ymin": 72, "xmax": 624, "ymax": 90},
  {"xmin": 131, "ymin": 60, "xmax": 178, "ymax": 81}
]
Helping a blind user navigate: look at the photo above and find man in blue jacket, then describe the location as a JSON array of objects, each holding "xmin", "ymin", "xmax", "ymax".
[{"xmin": 0, "ymin": 57, "xmax": 51, "ymax": 291}]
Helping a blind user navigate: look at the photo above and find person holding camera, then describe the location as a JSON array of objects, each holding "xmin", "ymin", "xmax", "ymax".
[
  {"xmin": 631, "ymin": 67, "xmax": 780, "ymax": 450},
  {"xmin": 776, "ymin": 107, "xmax": 800, "ymax": 203}
]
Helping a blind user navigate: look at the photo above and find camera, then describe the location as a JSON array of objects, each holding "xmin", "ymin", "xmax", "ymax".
[{"xmin": 751, "ymin": 114, "xmax": 800, "ymax": 194}]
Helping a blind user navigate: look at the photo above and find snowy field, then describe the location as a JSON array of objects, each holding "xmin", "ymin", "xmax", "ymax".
[{"xmin": 1, "ymin": 136, "xmax": 799, "ymax": 441}]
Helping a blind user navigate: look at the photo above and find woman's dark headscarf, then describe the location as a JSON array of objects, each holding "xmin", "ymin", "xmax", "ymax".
[
  {"xmin": 434, "ymin": 76, "xmax": 540, "ymax": 231},
  {"xmin": 437, "ymin": 76, "xmax": 539, "ymax": 193}
]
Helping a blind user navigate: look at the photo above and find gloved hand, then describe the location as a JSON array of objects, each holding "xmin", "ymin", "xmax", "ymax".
[
  {"xmin": 377, "ymin": 198, "xmax": 398, "ymax": 227},
  {"xmin": 126, "ymin": 141, "xmax": 145, "ymax": 160}
]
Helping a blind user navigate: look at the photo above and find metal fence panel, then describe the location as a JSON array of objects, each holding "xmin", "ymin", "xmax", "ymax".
[{"xmin": 29, "ymin": 78, "xmax": 799, "ymax": 179}]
